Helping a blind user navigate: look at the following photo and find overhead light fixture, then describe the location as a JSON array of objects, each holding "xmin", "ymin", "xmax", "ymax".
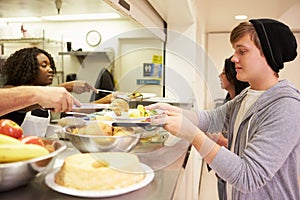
[
  {"xmin": 0, "ymin": 17, "xmax": 42, "ymax": 23},
  {"xmin": 42, "ymin": 13, "xmax": 120, "ymax": 21},
  {"xmin": 55, "ymin": 0, "xmax": 63, "ymax": 14},
  {"xmin": 235, "ymin": 15, "xmax": 248, "ymax": 20}
]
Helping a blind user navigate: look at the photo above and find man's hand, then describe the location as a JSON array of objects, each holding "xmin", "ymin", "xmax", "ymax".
[
  {"xmin": 151, "ymin": 110, "xmax": 198, "ymax": 143},
  {"xmin": 35, "ymin": 87, "xmax": 81, "ymax": 112},
  {"xmin": 152, "ymin": 110, "xmax": 218, "ymax": 159},
  {"xmin": 146, "ymin": 103, "xmax": 199, "ymax": 127},
  {"xmin": 145, "ymin": 103, "xmax": 181, "ymax": 113}
]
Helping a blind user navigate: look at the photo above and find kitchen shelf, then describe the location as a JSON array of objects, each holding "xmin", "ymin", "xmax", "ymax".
[
  {"xmin": 58, "ymin": 51, "xmax": 114, "ymax": 65},
  {"xmin": 0, "ymin": 37, "xmax": 61, "ymax": 45}
]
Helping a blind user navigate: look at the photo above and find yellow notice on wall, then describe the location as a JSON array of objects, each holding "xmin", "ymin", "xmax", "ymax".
[{"xmin": 152, "ymin": 55, "xmax": 162, "ymax": 64}]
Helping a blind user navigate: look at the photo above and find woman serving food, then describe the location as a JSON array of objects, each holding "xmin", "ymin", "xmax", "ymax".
[{"xmin": 0, "ymin": 47, "xmax": 97, "ymax": 135}]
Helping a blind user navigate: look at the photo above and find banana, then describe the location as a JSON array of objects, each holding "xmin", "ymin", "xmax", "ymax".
[
  {"xmin": 0, "ymin": 134, "xmax": 21, "ymax": 145},
  {"xmin": 0, "ymin": 144, "xmax": 49, "ymax": 163}
]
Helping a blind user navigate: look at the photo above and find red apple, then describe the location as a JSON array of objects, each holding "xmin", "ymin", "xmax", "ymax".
[
  {"xmin": 20, "ymin": 136, "xmax": 45, "ymax": 147},
  {"xmin": 0, "ymin": 119, "xmax": 23, "ymax": 139}
]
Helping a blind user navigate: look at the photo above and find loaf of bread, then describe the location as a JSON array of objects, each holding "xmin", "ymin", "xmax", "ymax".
[
  {"xmin": 55, "ymin": 153, "xmax": 145, "ymax": 190},
  {"xmin": 110, "ymin": 99, "xmax": 129, "ymax": 116}
]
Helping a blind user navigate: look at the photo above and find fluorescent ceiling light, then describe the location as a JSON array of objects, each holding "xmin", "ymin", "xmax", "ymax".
[
  {"xmin": 42, "ymin": 13, "xmax": 120, "ymax": 21},
  {"xmin": 0, "ymin": 17, "xmax": 42, "ymax": 23},
  {"xmin": 235, "ymin": 15, "xmax": 248, "ymax": 20}
]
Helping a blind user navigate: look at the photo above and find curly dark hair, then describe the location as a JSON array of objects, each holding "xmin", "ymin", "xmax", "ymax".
[{"xmin": 1, "ymin": 47, "xmax": 56, "ymax": 86}]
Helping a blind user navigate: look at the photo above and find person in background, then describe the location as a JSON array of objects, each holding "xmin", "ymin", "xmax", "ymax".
[
  {"xmin": 210, "ymin": 56, "xmax": 249, "ymax": 147},
  {"xmin": 1, "ymin": 47, "xmax": 97, "ymax": 94},
  {"xmin": 0, "ymin": 47, "xmax": 93, "ymax": 135},
  {"xmin": 208, "ymin": 56, "xmax": 249, "ymax": 200},
  {"xmin": 219, "ymin": 56, "xmax": 250, "ymax": 103},
  {"xmin": 147, "ymin": 18, "xmax": 300, "ymax": 199},
  {"xmin": 0, "ymin": 86, "xmax": 80, "ymax": 117},
  {"xmin": 90, "ymin": 68, "xmax": 115, "ymax": 102}
]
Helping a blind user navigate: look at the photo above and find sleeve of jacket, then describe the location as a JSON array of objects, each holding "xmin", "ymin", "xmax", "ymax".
[{"xmin": 197, "ymin": 98, "xmax": 235, "ymax": 134}]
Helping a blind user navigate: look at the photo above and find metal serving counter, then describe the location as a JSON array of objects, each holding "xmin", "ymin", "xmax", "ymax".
[
  {"xmin": 0, "ymin": 136, "xmax": 190, "ymax": 200},
  {"xmin": 128, "ymin": 97, "xmax": 193, "ymax": 110}
]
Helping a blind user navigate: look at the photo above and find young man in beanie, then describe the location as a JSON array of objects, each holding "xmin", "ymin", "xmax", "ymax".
[{"xmin": 147, "ymin": 18, "xmax": 300, "ymax": 200}]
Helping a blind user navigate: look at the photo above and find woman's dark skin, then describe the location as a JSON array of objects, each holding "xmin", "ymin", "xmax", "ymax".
[{"xmin": 0, "ymin": 47, "xmax": 95, "ymax": 125}]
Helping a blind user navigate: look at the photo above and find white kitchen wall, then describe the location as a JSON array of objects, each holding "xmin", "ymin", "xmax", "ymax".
[
  {"xmin": 206, "ymin": 32, "xmax": 233, "ymax": 107},
  {"xmin": 162, "ymin": 0, "xmax": 207, "ymax": 199},
  {"xmin": 116, "ymin": 37, "xmax": 163, "ymax": 96}
]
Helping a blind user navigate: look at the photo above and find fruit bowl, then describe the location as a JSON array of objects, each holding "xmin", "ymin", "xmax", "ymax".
[{"xmin": 0, "ymin": 138, "xmax": 66, "ymax": 192}]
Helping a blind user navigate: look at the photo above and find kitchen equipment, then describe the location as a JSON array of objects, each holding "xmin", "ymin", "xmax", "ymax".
[
  {"xmin": 65, "ymin": 111, "xmax": 90, "ymax": 116},
  {"xmin": 72, "ymin": 103, "xmax": 110, "ymax": 110},
  {"xmin": 0, "ymin": 138, "xmax": 66, "ymax": 192},
  {"xmin": 63, "ymin": 125, "xmax": 140, "ymax": 153},
  {"xmin": 96, "ymin": 89, "xmax": 114, "ymax": 93},
  {"xmin": 111, "ymin": 121, "xmax": 164, "ymax": 132}
]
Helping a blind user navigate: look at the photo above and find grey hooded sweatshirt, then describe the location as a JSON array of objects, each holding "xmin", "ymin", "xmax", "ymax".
[{"xmin": 197, "ymin": 80, "xmax": 300, "ymax": 200}]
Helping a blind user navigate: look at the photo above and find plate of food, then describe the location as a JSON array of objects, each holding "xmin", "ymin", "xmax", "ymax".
[
  {"xmin": 113, "ymin": 116, "xmax": 154, "ymax": 122},
  {"xmin": 45, "ymin": 153, "xmax": 154, "ymax": 198},
  {"xmin": 117, "ymin": 92, "xmax": 156, "ymax": 100},
  {"xmin": 113, "ymin": 104, "xmax": 162, "ymax": 121}
]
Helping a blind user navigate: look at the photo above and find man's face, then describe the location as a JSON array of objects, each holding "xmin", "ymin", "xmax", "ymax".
[{"xmin": 231, "ymin": 33, "xmax": 270, "ymax": 87}]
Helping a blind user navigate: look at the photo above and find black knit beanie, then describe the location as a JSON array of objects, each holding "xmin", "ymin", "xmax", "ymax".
[{"xmin": 249, "ymin": 18, "xmax": 297, "ymax": 72}]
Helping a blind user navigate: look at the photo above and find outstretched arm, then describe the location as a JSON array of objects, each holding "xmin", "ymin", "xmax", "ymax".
[
  {"xmin": 59, "ymin": 80, "xmax": 97, "ymax": 94},
  {"xmin": 0, "ymin": 86, "xmax": 81, "ymax": 116}
]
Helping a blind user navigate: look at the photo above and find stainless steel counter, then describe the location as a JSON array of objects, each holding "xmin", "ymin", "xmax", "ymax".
[
  {"xmin": 0, "ymin": 137, "xmax": 190, "ymax": 200},
  {"xmin": 128, "ymin": 97, "xmax": 193, "ymax": 110}
]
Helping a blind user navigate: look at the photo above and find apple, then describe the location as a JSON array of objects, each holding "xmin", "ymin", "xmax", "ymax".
[
  {"xmin": 0, "ymin": 119, "xmax": 23, "ymax": 139},
  {"xmin": 20, "ymin": 136, "xmax": 45, "ymax": 147}
]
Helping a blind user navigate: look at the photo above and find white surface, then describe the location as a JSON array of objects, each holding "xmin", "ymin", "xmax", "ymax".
[
  {"xmin": 145, "ymin": 97, "xmax": 179, "ymax": 103},
  {"xmin": 174, "ymin": 147, "xmax": 202, "ymax": 200},
  {"xmin": 113, "ymin": 116, "xmax": 153, "ymax": 122},
  {"xmin": 45, "ymin": 163, "xmax": 154, "ymax": 198}
]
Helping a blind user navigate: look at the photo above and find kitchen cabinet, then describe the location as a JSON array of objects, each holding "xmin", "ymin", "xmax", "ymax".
[
  {"xmin": 104, "ymin": 0, "xmax": 166, "ymax": 42},
  {"xmin": 147, "ymin": 0, "xmax": 194, "ymax": 28}
]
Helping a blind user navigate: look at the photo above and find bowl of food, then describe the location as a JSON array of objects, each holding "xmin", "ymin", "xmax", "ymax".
[
  {"xmin": 56, "ymin": 117, "xmax": 86, "ymax": 140},
  {"xmin": 0, "ymin": 137, "xmax": 66, "ymax": 192},
  {"xmin": 63, "ymin": 119, "xmax": 141, "ymax": 153}
]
